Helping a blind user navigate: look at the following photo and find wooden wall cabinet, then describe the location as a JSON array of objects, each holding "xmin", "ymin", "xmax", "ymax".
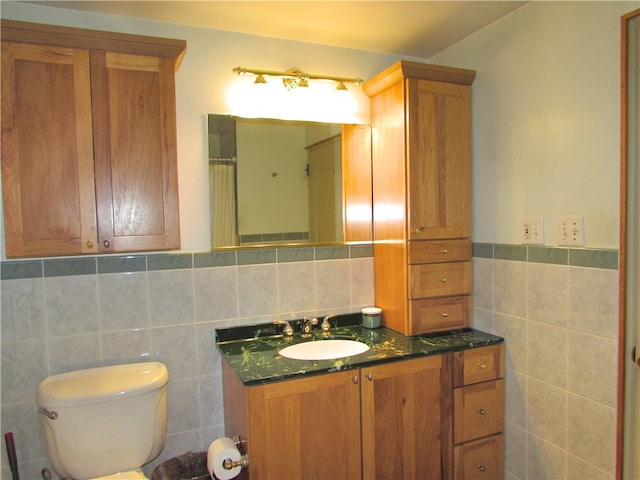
[
  {"xmin": 363, "ymin": 61, "xmax": 476, "ymax": 335},
  {"xmin": 222, "ymin": 355, "xmax": 451, "ymax": 480},
  {"xmin": 1, "ymin": 20, "xmax": 185, "ymax": 257},
  {"xmin": 452, "ymin": 344, "xmax": 506, "ymax": 480}
]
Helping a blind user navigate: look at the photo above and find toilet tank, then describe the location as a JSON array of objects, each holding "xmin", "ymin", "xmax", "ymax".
[{"xmin": 37, "ymin": 362, "xmax": 168, "ymax": 480}]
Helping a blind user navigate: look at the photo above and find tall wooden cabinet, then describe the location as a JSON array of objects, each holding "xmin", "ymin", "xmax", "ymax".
[
  {"xmin": 1, "ymin": 20, "xmax": 185, "ymax": 258},
  {"xmin": 363, "ymin": 61, "xmax": 476, "ymax": 335},
  {"xmin": 222, "ymin": 355, "xmax": 451, "ymax": 480}
]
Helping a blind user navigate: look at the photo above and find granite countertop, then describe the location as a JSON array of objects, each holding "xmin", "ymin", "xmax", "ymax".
[{"xmin": 216, "ymin": 313, "xmax": 504, "ymax": 386}]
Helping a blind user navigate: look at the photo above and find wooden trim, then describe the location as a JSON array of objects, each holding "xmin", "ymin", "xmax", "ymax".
[
  {"xmin": 0, "ymin": 19, "xmax": 186, "ymax": 70},
  {"xmin": 363, "ymin": 60, "xmax": 476, "ymax": 97},
  {"xmin": 619, "ymin": 8, "xmax": 640, "ymax": 479}
]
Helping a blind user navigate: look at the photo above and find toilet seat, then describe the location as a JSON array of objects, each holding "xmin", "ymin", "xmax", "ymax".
[{"xmin": 88, "ymin": 468, "xmax": 148, "ymax": 480}]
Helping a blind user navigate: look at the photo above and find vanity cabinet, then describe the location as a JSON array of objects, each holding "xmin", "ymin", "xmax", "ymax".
[
  {"xmin": 452, "ymin": 344, "xmax": 505, "ymax": 479},
  {"xmin": 222, "ymin": 354, "xmax": 451, "ymax": 480},
  {"xmin": 363, "ymin": 61, "xmax": 476, "ymax": 335},
  {"xmin": 1, "ymin": 20, "xmax": 185, "ymax": 258}
]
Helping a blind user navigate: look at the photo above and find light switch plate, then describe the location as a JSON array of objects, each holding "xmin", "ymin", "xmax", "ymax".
[{"xmin": 558, "ymin": 215, "xmax": 584, "ymax": 246}]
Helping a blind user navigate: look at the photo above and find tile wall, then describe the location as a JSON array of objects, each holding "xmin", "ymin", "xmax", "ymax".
[
  {"xmin": 473, "ymin": 244, "xmax": 619, "ymax": 480},
  {"xmin": 1, "ymin": 242, "xmax": 619, "ymax": 479},
  {"xmin": 0, "ymin": 244, "xmax": 374, "ymax": 479}
]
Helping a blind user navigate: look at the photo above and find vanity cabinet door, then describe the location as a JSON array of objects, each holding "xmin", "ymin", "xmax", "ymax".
[
  {"xmin": 407, "ymin": 78, "xmax": 472, "ymax": 241},
  {"xmin": 90, "ymin": 51, "xmax": 180, "ymax": 252},
  {"xmin": 360, "ymin": 355, "xmax": 453, "ymax": 480},
  {"xmin": 246, "ymin": 370, "xmax": 362, "ymax": 480},
  {"xmin": 1, "ymin": 42, "xmax": 99, "ymax": 257}
]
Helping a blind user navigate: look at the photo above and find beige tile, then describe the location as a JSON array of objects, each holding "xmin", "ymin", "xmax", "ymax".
[{"xmin": 527, "ymin": 321, "xmax": 567, "ymax": 388}]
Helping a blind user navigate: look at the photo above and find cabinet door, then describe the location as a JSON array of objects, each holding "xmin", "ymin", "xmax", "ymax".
[
  {"xmin": 1, "ymin": 42, "xmax": 98, "ymax": 257},
  {"xmin": 246, "ymin": 370, "xmax": 362, "ymax": 479},
  {"xmin": 90, "ymin": 51, "xmax": 180, "ymax": 252},
  {"xmin": 407, "ymin": 78, "xmax": 471, "ymax": 240},
  {"xmin": 361, "ymin": 355, "xmax": 452, "ymax": 480}
]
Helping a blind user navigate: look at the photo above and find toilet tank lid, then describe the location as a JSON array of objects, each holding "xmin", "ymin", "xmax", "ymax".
[{"xmin": 37, "ymin": 362, "xmax": 168, "ymax": 408}]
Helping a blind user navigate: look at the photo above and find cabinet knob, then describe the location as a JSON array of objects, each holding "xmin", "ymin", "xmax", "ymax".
[
  {"xmin": 440, "ymin": 278, "xmax": 448, "ymax": 283},
  {"xmin": 86, "ymin": 240, "xmax": 94, "ymax": 249},
  {"xmin": 440, "ymin": 249, "xmax": 448, "ymax": 254},
  {"xmin": 477, "ymin": 408, "xmax": 487, "ymax": 415},
  {"xmin": 440, "ymin": 312, "xmax": 449, "ymax": 318},
  {"xmin": 479, "ymin": 363, "xmax": 487, "ymax": 369},
  {"xmin": 352, "ymin": 376, "xmax": 359, "ymax": 384},
  {"xmin": 476, "ymin": 464, "xmax": 487, "ymax": 472},
  {"xmin": 411, "ymin": 227, "xmax": 425, "ymax": 236},
  {"xmin": 103, "ymin": 239, "xmax": 110, "ymax": 248},
  {"xmin": 367, "ymin": 373, "xmax": 373, "ymax": 381}
]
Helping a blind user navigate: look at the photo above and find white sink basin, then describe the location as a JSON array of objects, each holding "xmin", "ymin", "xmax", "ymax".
[{"xmin": 279, "ymin": 339, "xmax": 369, "ymax": 360}]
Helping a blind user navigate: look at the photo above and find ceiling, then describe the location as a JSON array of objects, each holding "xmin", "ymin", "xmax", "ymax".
[{"xmin": 21, "ymin": 1, "xmax": 527, "ymax": 58}]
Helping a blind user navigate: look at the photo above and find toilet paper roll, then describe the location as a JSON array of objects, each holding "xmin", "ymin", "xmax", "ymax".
[{"xmin": 207, "ymin": 437, "xmax": 242, "ymax": 480}]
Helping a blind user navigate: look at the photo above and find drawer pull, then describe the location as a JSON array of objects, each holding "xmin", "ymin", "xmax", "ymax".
[
  {"xmin": 103, "ymin": 239, "xmax": 110, "ymax": 248},
  {"xmin": 479, "ymin": 363, "xmax": 487, "ymax": 369},
  {"xmin": 367, "ymin": 373, "xmax": 373, "ymax": 381},
  {"xmin": 477, "ymin": 464, "xmax": 487, "ymax": 472},
  {"xmin": 441, "ymin": 278, "xmax": 448, "ymax": 283},
  {"xmin": 440, "ymin": 249, "xmax": 448, "ymax": 254},
  {"xmin": 440, "ymin": 312, "xmax": 449, "ymax": 318},
  {"xmin": 86, "ymin": 240, "xmax": 94, "ymax": 249},
  {"xmin": 352, "ymin": 376, "xmax": 359, "ymax": 384},
  {"xmin": 478, "ymin": 408, "xmax": 487, "ymax": 415}
]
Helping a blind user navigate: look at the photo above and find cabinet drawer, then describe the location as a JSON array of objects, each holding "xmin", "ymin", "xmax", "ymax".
[
  {"xmin": 454, "ymin": 434, "xmax": 504, "ymax": 480},
  {"xmin": 454, "ymin": 379, "xmax": 505, "ymax": 444},
  {"xmin": 409, "ymin": 296, "xmax": 471, "ymax": 334},
  {"xmin": 453, "ymin": 344, "xmax": 505, "ymax": 387},
  {"xmin": 409, "ymin": 239, "xmax": 471, "ymax": 264},
  {"xmin": 410, "ymin": 262, "xmax": 472, "ymax": 298}
]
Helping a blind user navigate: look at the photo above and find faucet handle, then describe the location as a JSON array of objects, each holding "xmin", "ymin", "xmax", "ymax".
[
  {"xmin": 321, "ymin": 313, "xmax": 338, "ymax": 333},
  {"xmin": 274, "ymin": 320, "xmax": 293, "ymax": 337}
]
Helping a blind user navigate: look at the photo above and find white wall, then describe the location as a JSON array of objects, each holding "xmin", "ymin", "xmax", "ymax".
[
  {"xmin": 431, "ymin": 1, "xmax": 638, "ymax": 249},
  {"xmin": 0, "ymin": 1, "xmax": 410, "ymax": 256}
]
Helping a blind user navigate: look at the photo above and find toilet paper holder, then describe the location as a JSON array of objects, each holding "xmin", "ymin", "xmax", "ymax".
[{"xmin": 223, "ymin": 436, "xmax": 249, "ymax": 471}]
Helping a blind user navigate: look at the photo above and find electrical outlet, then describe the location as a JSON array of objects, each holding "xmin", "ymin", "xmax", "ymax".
[
  {"xmin": 521, "ymin": 216, "xmax": 544, "ymax": 244},
  {"xmin": 558, "ymin": 215, "xmax": 584, "ymax": 246}
]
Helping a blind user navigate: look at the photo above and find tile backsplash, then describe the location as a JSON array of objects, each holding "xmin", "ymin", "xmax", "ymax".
[
  {"xmin": 472, "ymin": 243, "xmax": 619, "ymax": 479},
  {"xmin": 1, "ymin": 242, "xmax": 619, "ymax": 479},
  {"xmin": 0, "ymin": 244, "xmax": 374, "ymax": 479}
]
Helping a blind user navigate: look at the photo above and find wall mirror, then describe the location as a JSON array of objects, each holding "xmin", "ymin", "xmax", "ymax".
[{"xmin": 208, "ymin": 114, "xmax": 372, "ymax": 249}]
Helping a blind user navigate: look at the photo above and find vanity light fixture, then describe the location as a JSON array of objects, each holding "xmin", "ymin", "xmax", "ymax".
[{"xmin": 233, "ymin": 66, "xmax": 364, "ymax": 92}]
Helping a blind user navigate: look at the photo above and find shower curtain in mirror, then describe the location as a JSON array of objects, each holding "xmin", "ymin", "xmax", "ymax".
[{"xmin": 209, "ymin": 160, "xmax": 237, "ymax": 247}]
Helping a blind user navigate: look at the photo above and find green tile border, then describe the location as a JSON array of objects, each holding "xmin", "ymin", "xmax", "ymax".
[
  {"xmin": 0, "ymin": 242, "xmax": 619, "ymax": 281},
  {"xmin": 97, "ymin": 255, "xmax": 147, "ymax": 274},
  {"xmin": 472, "ymin": 243, "xmax": 618, "ymax": 269},
  {"xmin": 0, "ymin": 259, "xmax": 43, "ymax": 280}
]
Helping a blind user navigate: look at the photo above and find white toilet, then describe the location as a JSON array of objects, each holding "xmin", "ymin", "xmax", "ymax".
[{"xmin": 37, "ymin": 362, "xmax": 169, "ymax": 480}]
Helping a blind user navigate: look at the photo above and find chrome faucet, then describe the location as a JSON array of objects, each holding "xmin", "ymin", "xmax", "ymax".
[
  {"xmin": 321, "ymin": 313, "xmax": 338, "ymax": 335},
  {"xmin": 301, "ymin": 317, "xmax": 318, "ymax": 338},
  {"xmin": 274, "ymin": 320, "xmax": 293, "ymax": 337}
]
